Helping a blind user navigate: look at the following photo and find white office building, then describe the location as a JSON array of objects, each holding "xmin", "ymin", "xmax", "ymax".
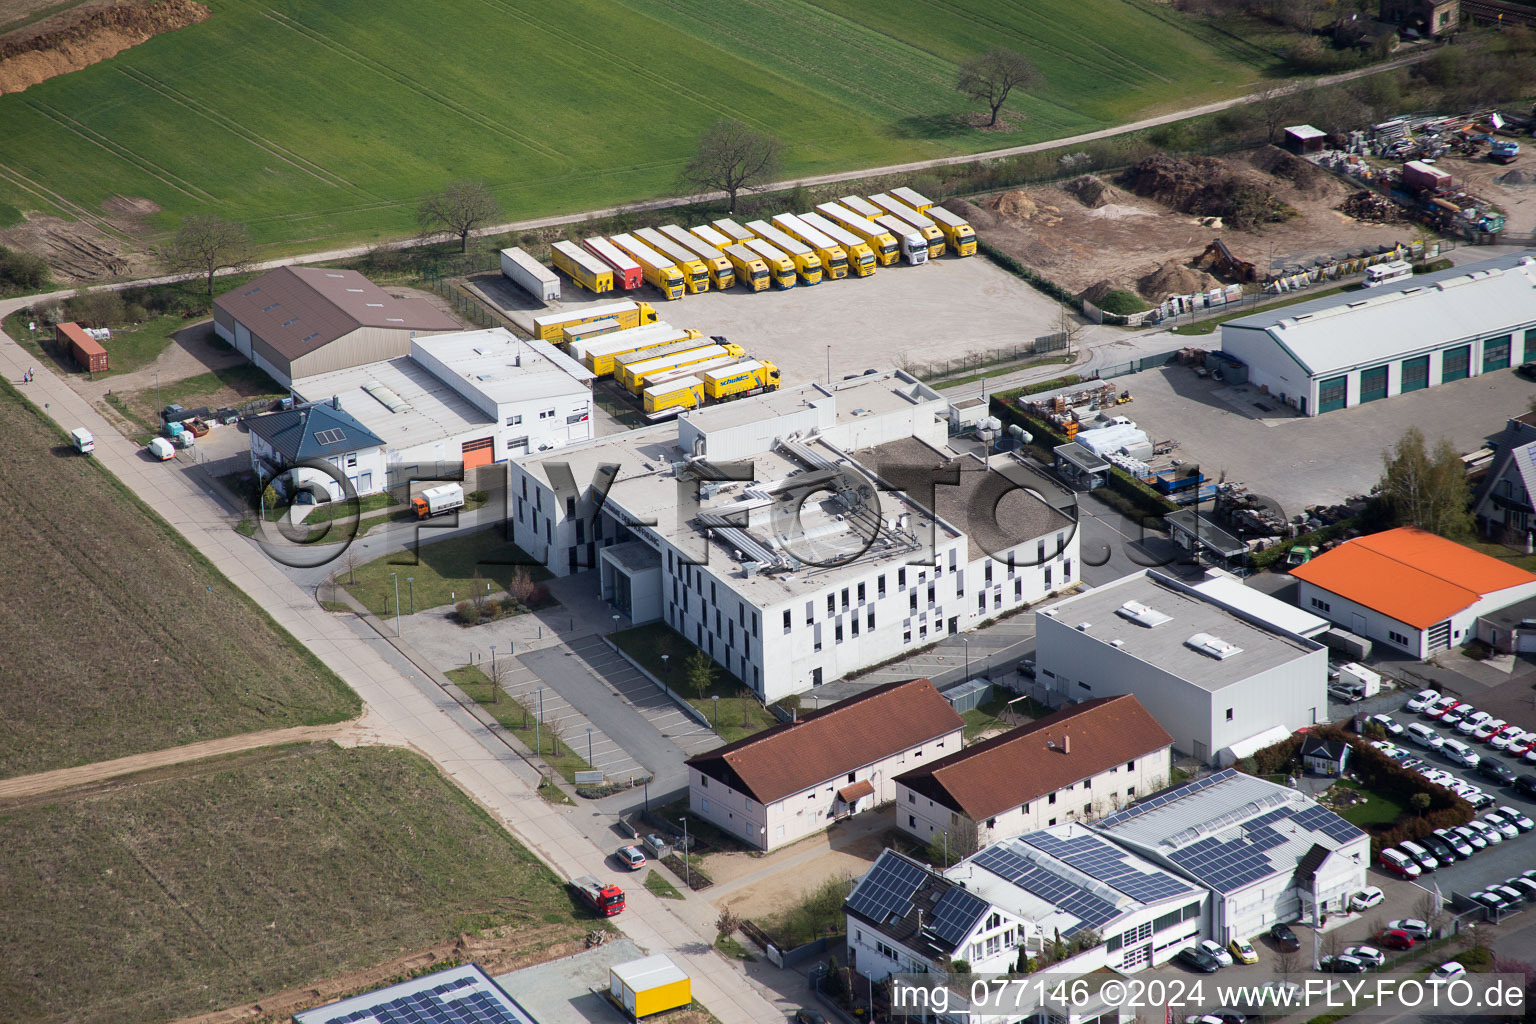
[
  {"xmin": 507, "ymin": 372, "xmax": 1080, "ymax": 700},
  {"xmin": 1036, "ymin": 570, "xmax": 1328, "ymax": 765}
]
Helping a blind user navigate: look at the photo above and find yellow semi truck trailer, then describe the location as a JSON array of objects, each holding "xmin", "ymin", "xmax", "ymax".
[
  {"xmin": 605, "ymin": 333, "xmax": 715, "ymax": 382},
  {"xmin": 720, "ymin": 244, "xmax": 770, "ymax": 292},
  {"xmin": 531, "ymin": 300, "xmax": 658, "ymax": 341},
  {"xmin": 817, "ymin": 202, "xmax": 899, "ymax": 266},
  {"xmin": 745, "ymin": 221, "xmax": 822, "ymax": 285},
  {"xmin": 868, "ymin": 193, "xmax": 945, "ymax": 259},
  {"xmin": 561, "ymin": 317, "xmax": 622, "ymax": 348},
  {"xmin": 635, "ymin": 227, "xmax": 710, "ymax": 294},
  {"xmin": 550, "ymin": 240, "xmax": 614, "ymax": 294},
  {"xmin": 608, "ymin": 234, "xmax": 686, "ymax": 300},
  {"xmin": 838, "ymin": 194, "xmax": 886, "ymax": 221},
  {"xmin": 798, "ymin": 211, "xmax": 876, "ymax": 277},
  {"xmin": 928, "ymin": 206, "xmax": 977, "ymax": 256},
  {"xmin": 710, "ymin": 218, "xmax": 755, "ymax": 245},
  {"xmin": 621, "ymin": 343, "xmax": 744, "ymax": 393},
  {"xmin": 743, "ymin": 238, "xmax": 797, "ymax": 290},
  {"xmin": 643, "ymin": 375, "xmax": 705, "ymax": 416},
  {"xmin": 772, "ymin": 213, "xmax": 848, "ymax": 280},
  {"xmin": 580, "ymin": 325, "xmax": 703, "ymax": 377},
  {"xmin": 889, "ymin": 186, "xmax": 933, "ymax": 212},
  {"xmin": 698, "ymin": 359, "xmax": 781, "ymax": 400},
  {"xmin": 657, "ymin": 225, "xmax": 734, "ymax": 290}
]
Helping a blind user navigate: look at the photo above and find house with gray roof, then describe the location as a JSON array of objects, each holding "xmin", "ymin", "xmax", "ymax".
[
  {"xmin": 1220, "ymin": 252, "xmax": 1536, "ymax": 415},
  {"xmin": 1093, "ymin": 768, "xmax": 1369, "ymax": 943},
  {"xmin": 214, "ymin": 266, "xmax": 460, "ymax": 387},
  {"xmin": 247, "ymin": 399, "xmax": 387, "ymax": 500},
  {"xmin": 1475, "ymin": 412, "xmax": 1536, "ymax": 540}
]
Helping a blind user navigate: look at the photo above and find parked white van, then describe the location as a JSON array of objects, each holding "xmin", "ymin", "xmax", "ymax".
[
  {"xmin": 1440, "ymin": 738, "xmax": 1480, "ymax": 768},
  {"xmin": 1407, "ymin": 722, "xmax": 1444, "ymax": 750}
]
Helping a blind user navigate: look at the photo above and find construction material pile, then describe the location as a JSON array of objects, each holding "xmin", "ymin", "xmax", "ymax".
[
  {"xmin": 1496, "ymin": 169, "xmax": 1535, "ymax": 187},
  {"xmin": 1336, "ymin": 190, "xmax": 1402, "ymax": 223},
  {"xmin": 1214, "ymin": 483, "xmax": 1286, "ymax": 536},
  {"xmin": 1118, "ymin": 155, "xmax": 1292, "ymax": 231},
  {"xmin": 1136, "ymin": 261, "xmax": 1220, "ymax": 301},
  {"xmin": 1062, "ymin": 175, "xmax": 1117, "ymax": 208}
]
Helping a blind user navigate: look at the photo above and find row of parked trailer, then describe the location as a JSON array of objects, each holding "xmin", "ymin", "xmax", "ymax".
[
  {"xmin": 529, "ymin": 300, "xmax": 781, "ymax": 418},
  {"xmin": 499, "ymin": 187, "xmax": 976, "ymax": 304}
]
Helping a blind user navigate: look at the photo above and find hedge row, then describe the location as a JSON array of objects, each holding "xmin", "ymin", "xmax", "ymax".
[
  {"xmin": 1249, "ymin": 519, "xmax": 1359, "ymax": 572},
  {"xmin": 1104, "ymin": 468, "xmax": 1178, "ymax": 519}
]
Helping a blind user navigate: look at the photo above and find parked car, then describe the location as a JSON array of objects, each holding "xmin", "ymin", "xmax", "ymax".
[
  {"xmin": 1399, "ymin": 840, "xmax": 1438, "ymax": 872},
  {"xmin": 1440, "ymin": 738, "xmax": 1480, "ymax": 768},
  {"xmin": 1517, "ymin": 774, "xmax": 1536, "ymax": 798},
  {"xmin": 1369, "ymin": 714, "xmax": 1405, "ymax": 737},
  {"xmin": 1478, "ymin": 760, "xmax": 1517, "ymax": 785},
  {"xmin": 1374, "ymin": 929, "xmax": 1415, "ymax": 950},
  {"xmin": 1466, "ymin": 818, "xmax": 1504, "ymax": 845},
  {"xmin": 1458, "ymin": 710, "xmax": 1492, "ymax": 735},
  {"xmin": 1406, "ymin": 689, "xmax": 1439, "ymax": 712},
  {"xmin": 1378, "ymin": 848, "xmax": 1422, "ymax": 879},
  {"xmin": 1344, "ymin": 945, "xmax": 1385, "ymax": 968},
  {"xmin": 1319, "ymin": 955, "xmax": 1367, "ymax": 974},
  {"xmin": 1484, "ymin": 811, "xmax": 1521, "ymax": 839},
  {"xmin": 1424, "ymin": 697, "xmax": 1460, "ymax": 720},
  {"xmin": 1419, "ymin": 834, "xmax": 1457, "ymax": 864},
  {"xmin": 1474, "ymin": 718, "xmax": 1506, "ymax": 742},
  {"xmin": 1497, "ymin": 805, "xmax": 1535, "ymax": 830},
  {"xmin": 1506, "ymin": 876, "xmax": 1536, "ymax": 901},
  {"xmin": 1441, "ymin": 704, "xmax": 1469, "ymax": 727},
  {"xmin": 1350, "ymin": 886, "xmax": 1385, "ymax": 912},
  {"xmin": 1491, "ymin": 725, "xmax": 1524, "ymax": 751},
  {"xmin": 1452, "ymin": 824, "xmax": 1489, "ymax": 850},
  {"xmin": 1388, "ymin": 918, "xmax": 1432, "ymax": 939},
  {"xmin": 1420, "ymin": 768, "xmax": 1455, "ymax": 787},
  {"xmin": 1471, "ymin": 890, "xmax": 1512, "ymax": 914},
  {"xmin": 1431, "ymin": 962, "xmax": 1466, "ymax": 980},
  {"xmin": 1270, "ymin": 923, "xmax": 1301, "ymax": 952},
  {"xmin": 1491, "ymin": 883, "xmax": 1526, "ymax": 908},
  {"xmin": 1434, "ymin": 828, "xmax": 1474, "ymax": 858},
  {"xmin": 1229, "ymin": 939, "xmax": 1258, "ymax": 965},
  {"xmin": 1176, "ymin": 947, "xmax": 1222, "ymax": 973},
  {"xmin": 616, "ymin": 845, "xmax": 647, "ymax": 870},
  {"xmin": 1407, "ymin": 723, "xmax": 1445, "ymax": 751},
  {"xmin": 1200, "ymin": 939, "xmax": 1235, "ymax": 967}
]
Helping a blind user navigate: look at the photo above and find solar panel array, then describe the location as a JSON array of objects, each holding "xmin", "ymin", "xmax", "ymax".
[
  {"xmin": 1293, "ymin": 803, "xmax": 1367, "ymax": 844},
  {"xmin": 313, "ymin": 427, "xmax": 347, "ymax": 446},
  {"xmin": 1169, "ymin": 834, "xmax": 1274, "ymax": 893},
  {"xmin": 974, "ymin": 845, "xmax": 1119, "ymax": 934},
  {"xmin": 315, "ymin": 973, "xmax": 533, "ymax": 1024},
  {"xmin": 927, "ymin": 886, "xmax": 990, "ymax": 948},
  {"xmin": 1097, "ymin": 769, "xmax": 1237, "ymax": 828},
  {"xmin": 846, "ymin": 853, "xmax": 927, "ymax": 924},
  {"xmin": 1023, "ymin": 831, "xmax": 1193, "ymax": 904}
]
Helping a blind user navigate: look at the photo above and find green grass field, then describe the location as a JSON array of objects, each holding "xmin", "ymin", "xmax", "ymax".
[
  {"xmin": 0, "ymin": 380, "xmax": 359, "ymax": 778},
  {"xmin": 0, "ymin": 0, "xmax": 1273, "ymax": 254},
  {"xmin": 0, "ymin": 744, "xmax": 587, "ymax": 1024}
]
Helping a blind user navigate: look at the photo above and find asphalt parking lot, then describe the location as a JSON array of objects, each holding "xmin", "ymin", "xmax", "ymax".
[
  {"xmin": 476, "ymin": 255, "xmax": 1066, "ymax": 387},
  {"xmin": 1109, "ymin": 363, "xmax": 1536, "ymax": 513}
]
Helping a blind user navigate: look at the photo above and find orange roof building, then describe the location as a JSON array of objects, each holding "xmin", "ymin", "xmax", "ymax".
[
  {"xmin": 1291, "ymin": 527, "xmax": 1536, "ymax": 657},
  {"xmin": 684, "ymin": 678, "xmax": 964, "ymax": 851}
]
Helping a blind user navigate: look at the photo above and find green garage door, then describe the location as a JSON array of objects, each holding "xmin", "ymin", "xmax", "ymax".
[
  {"xmin": 1402, "ymin": 355, "xmax": 1429, "ymax": 392},
  {"xmin": 1442, "ymin": 345, "xmax": 1470, "ymax": 382},
  {"xmin": 1318, "ymin": 375, "xmax": 1348, "ymax": 413},
  {"xmin": 1360, "ymin": 365, "xmax": 1388, "ymax": 403},
  {"xmin": 1524, "ymin": 328, "xmax": 1536, "ymax": 364},
  {"xmin": 1484, "ymin": 335, "xmax": 1511, "ymax": 372}
]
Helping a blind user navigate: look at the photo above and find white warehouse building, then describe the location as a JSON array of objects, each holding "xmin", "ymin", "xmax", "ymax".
[
  {"xmin": 287, "ymin": 327, "xmax": 594, "ymax": 489},
  {"xmin": 1035, "ymin": 569, "xmax": 1328, "ymax": 765},
  {"xmin": 506, "ymin": 371, "xmax": 1080, "ymax": 700},
  {"xmin": 1220, "ymin": 252, "xmax": 1536, "ymax": 415}
]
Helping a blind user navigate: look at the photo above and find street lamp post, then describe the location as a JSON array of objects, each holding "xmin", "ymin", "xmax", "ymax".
[
  {"xmin": 826, "ymin": 345, "xmax": 830, "ymax": 385},
  {"xmin": 407, "ymin": 576, "xmax": 415, "ymax": 615},
  {"xmin": 390, "ymin": 572, "xmax": 401, "ymax": 637},
  {"xmin": 153, "ymin": 372, "xmax": 161, "ymax": 419},
  {"xmin": 661, "ymin": 654, "xmax": 670, "ymax": 698},
  {"xmin": 679, "ymin": 817, "xmax": 691, "ymax": 889},
  {"xmin": 490, "ymin": 644, "xmax": 498, "ymax": 703},
  {"xmin": 587, "ymin": 727, "xmax": 593, "ymax": 765},
  {"xmin": 536, "ymin": 685, "xmax": 543, "ymax": 757},
  {"xmin": 963, "ymin": 637, "xmax": 970, "ymax": 681},
  {"xmin": 712, "ymin": 694, "xmax": 719, "ymax": 730},
  {"xmin": 611, "ymin": 613, "xmax": 620, "ymax": 636}
]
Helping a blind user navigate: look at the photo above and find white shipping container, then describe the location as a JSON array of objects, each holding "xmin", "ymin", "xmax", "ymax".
[{"xmin": 500, "ymin": 246, "xmax": 560, "ymax": 302}]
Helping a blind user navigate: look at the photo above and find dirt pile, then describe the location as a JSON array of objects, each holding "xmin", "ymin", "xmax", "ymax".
[
  {"xmin": 1062, "ymin": 175, "xmax": 1120, "ymax": 209},
  {"xmin": 1135, "ymin": 261, "xmax": 1221, "ymax": 302},
  {"xmin": 1247, "ymin": 144, "xmax": 1334, "ymax": 194},
  {"xmin": 1337, "ymin": 190, "xmax": 1403, "ymax": 223},
  {"xmin": 0, "ymin": 0, "xmax": 209, "ymax": 95},
  {"xmin": 992, "ymin": 189, "xmax": 1062, "ymax": 226},
  {"xmin": 1080, "ymin": 279, "xmax": 1133, "ymax": 304},
  {"xmin": 1497, "ymin": 169, "xmax": 1535, "ymax": 187},
  {"xmin": 1118, "ymin": 154, "xmax": 1292, "ymax": 231}
]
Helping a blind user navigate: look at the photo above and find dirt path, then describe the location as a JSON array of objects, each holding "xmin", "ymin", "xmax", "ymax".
[
  {"xmin": 0, "ymin": 713, "xmax": 395, "ymax": 800},
  {"xmin": 73, "ymin": 318, "xmax": 243, "ymax": 401}
]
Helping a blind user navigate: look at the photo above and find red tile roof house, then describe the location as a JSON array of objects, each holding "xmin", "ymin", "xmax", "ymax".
[
  {"xmin": 894, "ymin": 695, "xmax": 1173, "ymax": 852},
  {"xmin": 1290, "ymin": 527, "xmax": 1536, "ymax": 659},
  {"xmin": 683, "ymin": 678, "xmax": 963, "ymax": 852}
]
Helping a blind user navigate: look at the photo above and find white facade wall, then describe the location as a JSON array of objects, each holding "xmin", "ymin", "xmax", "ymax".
[
  {"xmin": 895, "ymin": 749, "xmax": 1172, "ymax": 846},
  {"xmin": 248, "ymin": 431, "xmax": 388, "ymax": 500},
  {"xmin": 1036, "ymin": 616, "xmax": 1327, "ymax": 764},
  {"xmin": 688, "ymin": 725, "xmax": 962, "ymax": 851},
  {"xmin": 1211, "ymin": 840, "xmax": 1368, "ymax": 942},
  {"xmin": 847, "ymin": 909, "xmax": 1025, "ymax": 984},
  {"xmin": 1299, "ymin": 577, "xmax": 1536, "ymax": 660}
]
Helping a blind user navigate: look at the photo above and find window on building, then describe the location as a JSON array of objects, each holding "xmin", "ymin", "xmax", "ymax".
[
  {"xmin": 858, "ymin": 582, "xmax": 866, "ymax": 602},
  {"xmin": 984, "ymin": 562, "xmax": 992, "ymax": 584},
  {"xmin": 538, "ymin": 408, "xmax": 555, "ymax": 419},
  {"xmin": 1064, "ymin": 558, "xmax": 1072, "ymax": 579},
  {"xmin": 1048, "ymin": 792, "xmax": 1056, "ymax": 805},
  {"xmin": 903, "ymin": 629, "xmax": 912, "ymax": 644},
  {"xmin": 1127, "ymin": 787, "xmax": 1135, "ymax": 797},
  {"xmin": 1226, "ymin": 707, "xmax": 1234, "ymax": 721},
  {"xmin": 851, "ymin": 617, "xmax": 860, "ymax": 637},
  {"xmin": 507, "ymin": 414, "xmax": 522, "ymax": 426},
  {"xmin": 1084, "ymin": 802, "xmax": 1092, "ymax": 815},
  {"xmin": 1484, "ymin": 335, "xmax": 1512, "ymax": 373},
  {"xmin": 868, "ymin": 610, "xmax": 875, "ymax": 631},
  {"xmin": 1388, "ymin": 629, "xmax": 1410, "ymax": 646},
  {"xmin": 910, "ymin": 592, "xmax": 918, "ymax": 613},
  {"xmin": 878, "ymin": 575, "xmax": 886, "ymax": 597},
  {"xmin": 841, "ymin": 588, "xmax": 850, "ymax": 610},
  {"xmin": 783, "ymin": 610, "xmax": 792, "ymax": 634},
  {"xmin": 1126, "ymin": 760, "xmax": 1135, "ymax": 771},
  {"xmin": 909, "ymin": 814, "xmax": 916, "ymax": 827},
  {"xmin": 827, "ymin": 595, "xmax": 835, "ymax": 616},
  {"xmin": 920, "ymin": 624, "xmax": 928, "ymax": 639},
  {"xmin": 927, "ymin": 583, "xmax": 935, "ymax": 605},
  {"xmin": 898, "ymin": 568, "xmax": 906, "ymax": 587},
  {"xmin": 835, "ymin": 622, "xmax": 844, "ymax": 643},
  {"xmin": 1310, "ymin": 597, "xmax": 1331, "ymax": 612}
]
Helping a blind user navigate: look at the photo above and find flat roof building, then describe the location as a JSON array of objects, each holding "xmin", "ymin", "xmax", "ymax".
[
  {"xmin": 214, "ymin": 267, "xmax": 460, "ymax": 387},
  {"xmin": 508, "ymin": 370, "xmax": 1080, "ymax": 699},
  {"xmin": 1094, "ymin": 768, "xmax": 1369, "ymax": 943},
  {"xmin": 294, "ymin": 963, "xmax": 539, "ymax": 1024},
  {"xmin": 1220, "ymin": 252, "xmax": 1536, "ymax": 415},
  {"xmin": 1036, "ymin": 570, "xmax": 1327, "ymax": 765}
]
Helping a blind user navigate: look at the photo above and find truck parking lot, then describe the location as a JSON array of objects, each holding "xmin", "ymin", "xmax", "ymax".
[
  {"xmin": 475, "ymin": 255, "xmax": 1069, "ymax": 387},
  {"xmin": 1108, "ymin": 361, "xmax": 1536, "ymax": 513}
]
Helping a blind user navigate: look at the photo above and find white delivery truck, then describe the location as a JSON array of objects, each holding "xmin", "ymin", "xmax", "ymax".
[
  {"xmin": 148, "ymin": 437, "xmax": 176, "ymax": 460},
  {"xmin": 412, "ymin": 483, "xmax": 466, "ymax": 519},
  {"xmin": 70, "ymin": 427, "xmax": 95, "ymax": 455},
  {"xmin": 500, "ymin": 246, "xmax": 561, "ymax": 302}
]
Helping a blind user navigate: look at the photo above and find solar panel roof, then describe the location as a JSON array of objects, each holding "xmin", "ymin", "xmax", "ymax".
[
  {"xmin": 1022, "ymin": 831, "xmax": 1194, "ymax": 904},
  {"xmin": 294, "ymin": 964, "xmax": 539, "ymax": 1024},
  {"xmin": 973, "ymin": 845, "xmax": 1120, "ymax": 934},
  {"xmin": 847, "ymin": 852, "xmax": 928, "ymax": 924},
  {"xmin": 928, "ymin": 886, "xmax": 990, "ymax": 948}
]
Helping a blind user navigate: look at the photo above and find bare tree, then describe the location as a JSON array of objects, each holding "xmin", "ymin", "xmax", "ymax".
[
  {"xmin": 1415, "ymin": 891, "xmax": 1445, "ymax": 934},
  {"xmin": 715, "ymin": 906, "xmax": 741, "ymax": 940},
  {"xmin": 1276, "ymin": 947, "xmax": 1302, "ymax": 977},
  {"xmin": 1253, "ymin": 85, "xmax": 1306, "ymax": 144},
  {"xmin": 1058, "ymin": 307, "xmax": 1086, "ymax": 356},
  {"xmin": 956, "ymin": 49, "xmax": 1043, "ymax": 127},
  {"xmin": 1321, "ymin": 930, "xmax": 1345, "ymax": 958},
  {"xmin": 417, "ymin": 180, "xmax": 501, "ymax": 253},
  {"xmin": 161, "ymin": 215, "xmax": 256, "ymax": 297},
  {"xmin": 680, "ymin": 119, "xmax": 782, "ymax": 214}
]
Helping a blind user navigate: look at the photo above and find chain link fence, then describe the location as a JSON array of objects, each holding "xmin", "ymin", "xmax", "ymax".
[{"xmin": 904, "ymin": 334, "xmax": 1069, "ymax": 383}]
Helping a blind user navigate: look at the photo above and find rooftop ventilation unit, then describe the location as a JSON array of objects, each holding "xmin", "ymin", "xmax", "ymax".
[
  {"xmin": 1186, "ymin": 632, "xmax": 1243, "ymax": 660},
  {"xmin": 1116, "ymin": 600, "xmax": 1171, "ymax": 628},
  {"xmin": 1076, "ymin": 621, "xmax": 1092, "ymax": 631},
  {"xmin": 1110, "ymin": 638, "xmax": 1124, "ymax": 647}
]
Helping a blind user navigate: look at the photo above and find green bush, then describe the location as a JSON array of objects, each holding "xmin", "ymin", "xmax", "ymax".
[
  {"xmin": 1251, "ymin": 519, "xmax": 1359, "ymax": 572},
  {"xmin": 0, "ymin": 245, "xmax": 51, "ymax": 294},
  {"xmin": 1101, "ymin": 468, "xmax": 1177, "ymax": 519},
  {"xmin": 1095, "ymin": 289, "xmax": 1149, "ymax": 316}
]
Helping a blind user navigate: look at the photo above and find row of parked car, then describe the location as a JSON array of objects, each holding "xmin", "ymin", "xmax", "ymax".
[
  {"xmin": 1402, "ymin": 689, "xmax": 1536, "ymax": 763},
  {"xmin": 1377, "ymin": 798, "xmax": 1534, "ymax": 879}
]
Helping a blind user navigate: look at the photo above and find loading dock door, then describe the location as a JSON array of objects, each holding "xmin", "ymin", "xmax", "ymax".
[
  {"xmin": 1318, "ymin": 376, "xmax": 1348, "ymax": 413},
  {"xmin": 1360, "ymin": 366, "xmax": 1388, "ymax": 403},
  {"xmin": 461, "ymin": 437, "xmax": 494, "ymax": 468},
  {"xmin": 1401, "ymin": 355, "xmax": 1429, "ymax": 393}
]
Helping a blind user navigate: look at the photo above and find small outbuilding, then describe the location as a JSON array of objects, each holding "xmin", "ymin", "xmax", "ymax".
[
  {"xmin": 609, "ymin": 954, "xmax": 690, "ymax": 1019},
  {"xmin": 1301, "ymin": 735, "xmax": 1350, "ymax": 776},
  {"xmin": 1282, "ymin": 125, "xmax": 1328, "ymax": 155}
]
